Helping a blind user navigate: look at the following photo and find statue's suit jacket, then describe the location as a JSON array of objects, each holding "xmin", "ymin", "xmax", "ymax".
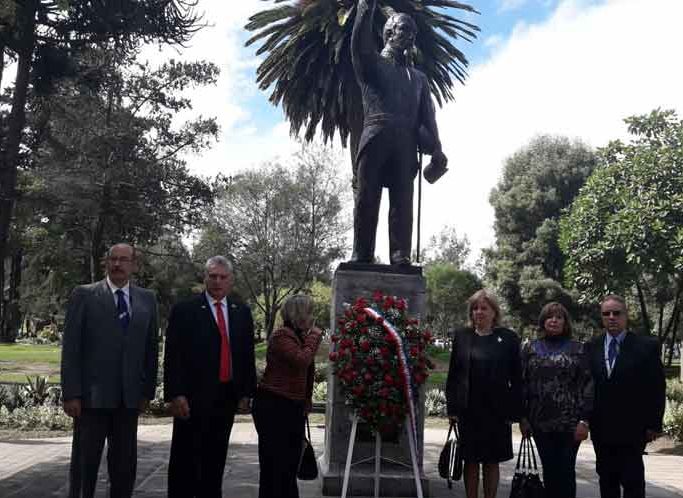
[
  {"xmin": 587, "ymin": 331, "xmax": 665, "ymax": 445},
  {"xmin": 163, "ymin": 293, "xmax": 256, "ymax": 411},
  {"xmin": 61, "ymin": 279, "xmax": 159, "ymax": 408}
]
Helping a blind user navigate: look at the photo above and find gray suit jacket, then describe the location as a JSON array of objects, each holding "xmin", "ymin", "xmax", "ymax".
[{"xmin": 61, "ymin": 279, "xmax": 159, "ymax": 409}]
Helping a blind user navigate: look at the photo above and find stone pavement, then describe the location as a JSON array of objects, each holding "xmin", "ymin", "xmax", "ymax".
[{"xmin": 1, "ymin": 421, "xmax": 682, "ymax": 498}]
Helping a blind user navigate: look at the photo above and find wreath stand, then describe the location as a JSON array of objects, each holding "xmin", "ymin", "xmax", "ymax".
[{"xmin": 340, "ymin": 414, "xmax": 424, "ymax": 498}]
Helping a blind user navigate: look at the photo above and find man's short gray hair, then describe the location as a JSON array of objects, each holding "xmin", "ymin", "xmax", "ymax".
[{"xmin": 205, "ymin": 255, "xmax": 233, "ymax": 274}]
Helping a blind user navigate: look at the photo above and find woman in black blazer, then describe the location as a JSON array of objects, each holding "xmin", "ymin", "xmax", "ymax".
[{"xmin": 446, "ymin": 289, "xmax": 522, "ymax": 498}]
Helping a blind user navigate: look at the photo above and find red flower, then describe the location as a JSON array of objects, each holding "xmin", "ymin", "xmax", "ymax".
[
  {"xmin": 364, "ymin": 373, "xmax": 373, "ymax": 382},
  {"xmin": 344, "ymin": 308, "xmax": 353, "ymax": 318},
  {"xmin": 372, "ymin": 290, "xmax": 383, "ymax": 302},
  {"xmin": 379, "ymin": 387, "xmax": 389, "ymax": 398},
  {"xmin": 396, "ymin": 298, "xmax": 407, "ymax": 311},
  {"xmin": 357, "ymin": 312, "xmax": 367, "ymax": 323},
  {"xmin": 384, "ymin": 374, "xmax": 394, "ymax": 386},
  {"xmin": 331, "ymin": 334, "xmax": 339, "ymax": 343},
  {"xmin": 360, "ymin": 340, "xmax": 370, "ymax": 352},
  {"xmin": 337, "ymin": 318, "xmax": 345, "ymax": 326},
  {"xmin": 366, "ymin": 356, "xmax": 375, "ymax": 366},
  {"xmin": 380, "ymin": 346, "xmax": 390, "ymax": 357},
  {"xmin": 360, "ymin": 326, "xmax": 369, "ymax": 334},
  {"xmin": 329, "ymin": 352, "xmax": 339, "ymax": 362},
  {"xmin": 355, "ymin": 297, "xmax": 369, "ymax": 309},
  {"xmin": 410, "ymin": 346, "xmax": 419, "ymax": 357},
  {"xmin": 375, "ymin": 315, "xmax": 384, "ymax": 324},
  {"xmin": 424, "ymin": 330, "xmax": 432, "ymax": 341}
]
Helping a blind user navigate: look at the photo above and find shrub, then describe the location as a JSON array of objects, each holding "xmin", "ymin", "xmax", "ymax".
[
  {"xmin": 666, "ymin": 380, "xmax": 683, "ymax": 404},
  {"xmin": 663, "ymin": 400, "xmax": 683, "ymax": 442},
  {"xmin": 314, "ymin": 361, "xmax": 328, "ymax": 383},
  {"xmin": 313, "ymin": 381, "xmax": 327, "ymax": 403},
  {"xmin": 0, "ymin": 405, "xmax": 71, "ymax": 431},
  {"xmin": 0, "ymin": 384, "xmax": 26, "ymax": 411},
  {"xmin": 425, "ymin": 388, "xmax": 447, "ymax": 417}
]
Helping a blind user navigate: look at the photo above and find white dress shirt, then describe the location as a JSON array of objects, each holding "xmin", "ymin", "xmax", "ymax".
[{"xmin": 106, "ymin": 276, "xmax": 131, "ymax": 316}]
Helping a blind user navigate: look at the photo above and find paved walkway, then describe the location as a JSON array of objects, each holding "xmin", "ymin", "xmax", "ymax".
[{"xmin": 1, "ymin": 422, "xmax": 682, "ymax": 497}]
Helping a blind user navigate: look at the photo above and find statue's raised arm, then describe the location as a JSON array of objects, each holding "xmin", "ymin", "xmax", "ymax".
[{"xmin": 351, "ymin": 0, "xmax": 379, "ymax": 84}]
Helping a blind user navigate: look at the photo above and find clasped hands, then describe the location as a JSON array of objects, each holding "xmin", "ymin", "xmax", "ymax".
[{"xmin": 169, "ymin": 395, "xmax": 252, "ymax": 419}]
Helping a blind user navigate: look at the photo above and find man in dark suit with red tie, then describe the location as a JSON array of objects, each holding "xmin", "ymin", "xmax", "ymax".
[
  {"xmin": 164, "ymin": 255, "xmax": 256, "ymax": 498},
  {"xmin": 587, "ymin": 294, "xmax": 666, "ymax": 498}
]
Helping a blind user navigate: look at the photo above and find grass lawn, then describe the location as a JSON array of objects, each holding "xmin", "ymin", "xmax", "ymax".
[{"xmin": 0, "ymin": 344, "xmax": 61, "ymax": 383}]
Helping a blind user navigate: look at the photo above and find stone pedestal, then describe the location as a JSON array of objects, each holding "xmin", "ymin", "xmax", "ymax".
[{"xmin": 320, "ymin": 263, "xmax": 429, "ymax": 497}]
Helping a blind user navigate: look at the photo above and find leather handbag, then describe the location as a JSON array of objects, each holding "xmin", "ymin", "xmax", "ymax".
[
  {"xmin": 438, "ymin": 421, "xmax": 463, "ymax": 488},
  {"xmin": 297, "ymin": 417, "xmax": 318, "ymax": 480},
  {"xmin": 509, "ymin": 436, "xmax": 545, "ymax": 498}
]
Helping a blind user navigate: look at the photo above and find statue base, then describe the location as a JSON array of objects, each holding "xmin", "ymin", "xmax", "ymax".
[{"xmin": 320, "ymin": 263, "xmax": 429, "ymax": 497}]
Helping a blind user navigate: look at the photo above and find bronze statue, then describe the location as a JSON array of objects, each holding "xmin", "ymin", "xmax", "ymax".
[{"xmin": 350, "ymin": 0, "xmax": 448, "ymax": 265}]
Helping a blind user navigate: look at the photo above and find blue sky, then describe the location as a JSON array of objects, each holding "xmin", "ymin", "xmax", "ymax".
[{"xmin": 145, "ymin": 0, "xmax": 683, "ymax": 264}]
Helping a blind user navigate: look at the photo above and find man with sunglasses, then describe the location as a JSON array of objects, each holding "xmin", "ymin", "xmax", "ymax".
[{"xmin": 587, "ymin": 294, "xmax": 666, "ymax": 498}]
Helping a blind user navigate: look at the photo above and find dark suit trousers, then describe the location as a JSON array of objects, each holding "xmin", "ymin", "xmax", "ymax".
[
  {"xmin": 68, "ymin": 408, "xmax": 139, "ymax": 498},
  {"xmin": 533, "ymin": 431, "xmax": 580, "ymax": 498},
  {"xmin": 253, "ymin": 388, "xmax": 305, "ymax": 498},
  {"xmin": 167, "ymin": 383, "xmax": 237, "ymax": 498},
  {"xmin": 593, "ymin": 440, "xmax": 646, "ymax": 498}
]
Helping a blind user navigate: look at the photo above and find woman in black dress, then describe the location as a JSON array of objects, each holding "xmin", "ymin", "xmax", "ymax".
[{"xmin": 446, "ymin": 289, "xmax": 522, "ymax": 498}]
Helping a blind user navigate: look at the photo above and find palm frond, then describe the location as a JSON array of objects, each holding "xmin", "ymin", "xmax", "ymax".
[{"xmin": 245, "ymin": 0, "xmax": 480, "ymax": 149}]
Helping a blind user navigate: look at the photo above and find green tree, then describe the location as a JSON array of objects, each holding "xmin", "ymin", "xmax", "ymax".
[
  {"xmin": 485, "ymin": 135, "xmax": 597, "ymax": 335},
  {"xmin": 422, "ymin": 225, "xmax": 470, "ymax": 268},
  {"xmin": 560, "ymin": 109, "xmax": 683, "ymax": 356},
  {"xmin": 0, "ymin": 0, "xmax": 201, "ymax": 341},
  {"xmin": 194, "ymin": 143, "xmax": 351, "ymax": 337},
  {"xmin": 244, "ymin": 0, "xmax": 479, "ymax": 172},
  {"xmin": 425, "ymin": 262, "xmax": 481, "ymax": 342},
  {"xmin": 6, "ymin": 53, "xmax": 218, "ymax": 341}
]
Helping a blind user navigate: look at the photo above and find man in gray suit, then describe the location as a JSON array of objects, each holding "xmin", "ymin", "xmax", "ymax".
[{"xmin": 61, "ymin": 243, "xmax": 159, "ymax": 498}]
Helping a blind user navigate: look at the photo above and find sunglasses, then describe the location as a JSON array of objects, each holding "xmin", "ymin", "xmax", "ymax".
[{"xmin": 601, "ymin": 310, "xmax": 623, "ymax": 317}]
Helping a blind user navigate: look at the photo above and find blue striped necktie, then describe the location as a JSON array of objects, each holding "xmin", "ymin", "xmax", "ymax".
[{"xmin": 116, "ymin": 289, "xmax": 130, "ymax": 329}]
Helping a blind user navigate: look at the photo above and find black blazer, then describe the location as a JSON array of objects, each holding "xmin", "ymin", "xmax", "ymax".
[
  {"xmin": 446, "ymin": 327, "xmax": 523, "ymax": 421},
  {"xmin": 587, "ymin": 331, "xmax": 666, "ymax": 445},
  {"xmin": 163, "ymin": 293, "xmax": 257, "ymax": 411}
]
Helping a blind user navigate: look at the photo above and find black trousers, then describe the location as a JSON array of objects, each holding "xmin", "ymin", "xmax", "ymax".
[
  {"xmin": 68, "ymin": 408, "xmax": 139, "ymax": 498},
  {"xmin": 167, "ymin": 383, "xmax": 238, "ymax": 498},
  {"xmin": 353, "ymin": 128, "xmax": 417, "ymax": 263},
  {"xmin": 533, "ymin": 431, "xmax": 580, "ymax": 498},
  {"xmin": 253, "ymin": 388, "xmax": 305, "ymax": 498},
  {"xmin": 592, "ymin": 441, "xmax": 646, "ymax": 498}
]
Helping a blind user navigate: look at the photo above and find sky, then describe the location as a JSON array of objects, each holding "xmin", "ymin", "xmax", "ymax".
[{"xmin": 142, "ymin": 0, "xmax": 683, "ymax": 264}]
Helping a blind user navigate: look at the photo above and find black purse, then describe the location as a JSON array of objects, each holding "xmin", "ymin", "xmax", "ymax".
[
  {"xmin": 509, "ymin": 436, "xmax": 545, "ymax": 498},
  {"xmin": 297, "ymin": 417, "xmax": 318, "ymax": 480},
  {"xmin": 438, "ymin": 421, "xmax": 463, "ymax": 488}
]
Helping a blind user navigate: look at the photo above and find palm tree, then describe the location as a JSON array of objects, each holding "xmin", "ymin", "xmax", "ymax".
[{"xmin": 245, "ymin": 0, "xmax": 479, "ymax": 167}]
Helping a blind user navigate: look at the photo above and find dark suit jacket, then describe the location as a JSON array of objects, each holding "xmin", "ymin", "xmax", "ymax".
[
  {"xmin": 446, "ymin": 327, "xmax": 523, "ymax": 421},
  {"xmin": 61, "ymin": 279, "xmax": 159, "ymax": 409},
  {"xmin": 163, "ymin": 293, "xmax": 256, "ymax": 412},
  {"xmin": 587, "ymin": 331, "xmax": 666, "ymax": 445}
]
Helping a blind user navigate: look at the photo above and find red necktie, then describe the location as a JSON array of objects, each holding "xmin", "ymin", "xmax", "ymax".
[{"xmin": 214, "ymin": 301, "xmax": 231, "ymax": 382}]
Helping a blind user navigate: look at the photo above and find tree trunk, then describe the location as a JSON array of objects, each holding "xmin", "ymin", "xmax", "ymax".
[
  {"xmin": 666, "ymin": 309, "xmax": 679, "ymax": 368},
  {"xmin": 0, "ymin": 0, "xmax": 36, "ymax": 290},
  {"xmin": 635, "ymin": 280, "xmax": 652, "ymax": 334}
]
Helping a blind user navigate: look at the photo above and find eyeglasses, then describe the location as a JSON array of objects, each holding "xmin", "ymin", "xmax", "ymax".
[
  {"xmin": 601, "ymin": 310, "xmax": 623, "ymax": 317},
  {"xmin": 108, "ymin": 257, "xmax": 133, "ymax": 264}
]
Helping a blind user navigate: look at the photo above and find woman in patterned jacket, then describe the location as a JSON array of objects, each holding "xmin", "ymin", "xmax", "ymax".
[{"xmin": 520, "ymin": 302, "xmax": 594, "ymax": 498}]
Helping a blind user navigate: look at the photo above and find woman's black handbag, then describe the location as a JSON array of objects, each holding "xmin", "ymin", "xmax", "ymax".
[
  {"xmin": 297, "ymin": 417, "xmax": 318, "ymax": 480},
  {"xmin": 438, "ymin": 421, "xmax": 463, "ymax": 488},
  {"xmin": 509, "ymin": 435, "xmax": 545, "ymax": 498}
]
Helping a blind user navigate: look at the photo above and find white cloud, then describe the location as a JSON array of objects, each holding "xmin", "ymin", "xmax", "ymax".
[
  {"xmin": 139, "ymin": 0, "xmax": 300, "ymax": 178},
  {"xmin": 498, "ymin": 0, "xmax": 530, "ymax": 13},
  {"xmin": 421, "ymin": 0, "xmax": 683, "ymax": 264}
]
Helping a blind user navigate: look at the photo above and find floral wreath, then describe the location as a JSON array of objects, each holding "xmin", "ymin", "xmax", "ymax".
[{"xmin": 329, "ymin": 290, "xmax": 434, "ymax": 435}]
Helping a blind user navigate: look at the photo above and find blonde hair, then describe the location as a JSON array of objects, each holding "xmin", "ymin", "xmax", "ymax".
[
  {"xmin": 467, "ymin": 289, "xmax": 502, "ymax": 328},
  {"xmin": 280, "ymin": 294, "xmax": 314, "ymax": 329}
]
